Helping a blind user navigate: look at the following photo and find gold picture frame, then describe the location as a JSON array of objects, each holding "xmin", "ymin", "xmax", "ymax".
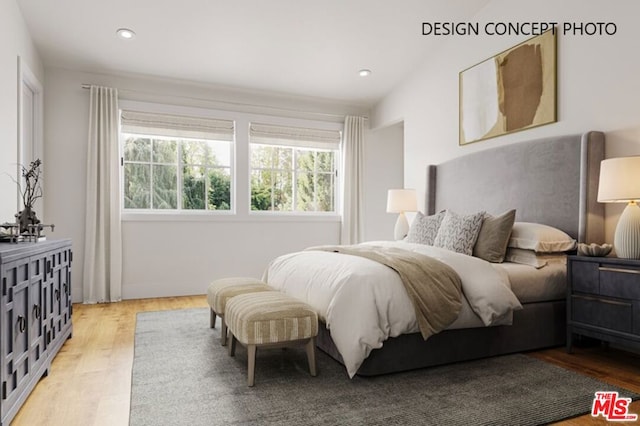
[{"xmin": 459, "ymin": 29, "xmax": 557, "ymax": 145}]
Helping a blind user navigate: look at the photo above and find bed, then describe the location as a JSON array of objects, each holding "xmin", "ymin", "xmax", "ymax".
[{"xmin": 265, "ymin": 131, "xmax": 605, "ymax": 377}]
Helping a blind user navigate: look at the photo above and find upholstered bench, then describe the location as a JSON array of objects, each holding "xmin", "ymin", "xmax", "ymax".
[
  {"xmin": 207, "ymin": 277, "xmax": 272, "ymax": 345},
  {"xmin": 225, "ymin": 291, "xmax": 319, "ymax": 386}
]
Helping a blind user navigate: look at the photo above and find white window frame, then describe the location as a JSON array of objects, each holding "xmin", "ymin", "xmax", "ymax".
[
  {"xmin": 122, "ymin": 134, "xmax": 233, "ymax": 211},
  {"xmin": 248, "ymin": 122, "xmax": 341, "ymax": 215},
  {"xmin": 119, "ymin": 101, "xmax": 235, "ymax": 216},
  {"xmin": 118, "ymin": 100, "xmax": 342, "ymax": 222}
]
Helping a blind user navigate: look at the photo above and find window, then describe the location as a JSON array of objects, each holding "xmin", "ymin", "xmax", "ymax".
[
  {"xmin": 121, "ymin": 110, "xmax": 234, "ymax": 211},
  {"xmin": 249, "ymin": 123, "xmax": 341, "ymax": 213}
]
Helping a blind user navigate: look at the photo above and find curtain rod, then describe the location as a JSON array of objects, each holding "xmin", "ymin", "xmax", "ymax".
[{"xmin": 80, "ymin": 84, "xmax": 368, "ymax": 120}]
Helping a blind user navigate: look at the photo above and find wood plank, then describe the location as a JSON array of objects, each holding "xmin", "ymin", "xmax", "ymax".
[
  {"xmin": 531, "ymin": 345, "xmax": 640, "ymax": 425},
  {"xmin": 10, "ymin": 296, "xmax": 640, "ymax": 425},
  {"xmin": 11, "ymin": 296, "xmax": 207, "ymax": 426}
]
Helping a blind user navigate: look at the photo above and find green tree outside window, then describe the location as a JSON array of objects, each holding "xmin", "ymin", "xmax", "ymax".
[
  {"xmin": 250, "ymin": 145, "xmax": 336, "ymax": 212},
  {"xmin": 123, "ymin": 135, "xmax": 231, "ymax": 211}
]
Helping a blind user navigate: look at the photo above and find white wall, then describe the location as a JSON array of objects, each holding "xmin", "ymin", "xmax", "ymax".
[
  {"xmin": 0, "ymin": 0, "xmax": 43, "ymax": 222},
  {"xmin": 363, "ymin": 122, "xmax": 404, "ymax": 241},
  {"xmin": 371, "ymin": 0, "xmax": 640, "ymax": 243},
  {"xmin": 44, "ymin": 68, "xmax": 403, "ymax": 301}
]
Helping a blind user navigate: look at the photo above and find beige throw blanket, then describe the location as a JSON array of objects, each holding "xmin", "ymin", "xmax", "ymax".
[{"xmin": 308, "ymin": 245, "xmax": 463, "ymax": 340}]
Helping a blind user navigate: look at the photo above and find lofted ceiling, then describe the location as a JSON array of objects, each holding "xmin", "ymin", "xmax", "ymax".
[{"xmin": 17, "ymin": 0, "xmax": 490, "ymax": 108}]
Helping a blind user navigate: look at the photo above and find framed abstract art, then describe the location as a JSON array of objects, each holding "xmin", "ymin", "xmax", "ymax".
[{"xmin": 459, "ymin": 29, "xmax": 557, "ymax": 145}]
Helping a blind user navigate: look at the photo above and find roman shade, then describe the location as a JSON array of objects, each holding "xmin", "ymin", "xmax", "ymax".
[
  {"xmin": 249, "ymin": 122, "xmax": 341, "ymax": 149},
  {"xmin": 121, "ymin": 110, "xmax": 234, "ymax": 141}
]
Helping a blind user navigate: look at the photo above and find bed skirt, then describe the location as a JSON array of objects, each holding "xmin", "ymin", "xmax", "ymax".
[{"xmin": 316, "ymin": 300, "xmax": 566, "ymax": 376}]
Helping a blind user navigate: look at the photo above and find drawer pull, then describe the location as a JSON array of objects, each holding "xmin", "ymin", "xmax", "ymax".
[
  {"xmin": 599, "ymin": 266, "xmax": 640, "ymax": 275},
  {"xmin": 16, "ymin": 316, "xmax": 26, "ymax": 333},
  {"xmin": 572, "ymin": 294, "xmax": 631, "ymax": 306},
  {"xmin": 33, "ymin": 304, "xmax": 41, "ymax": 320}
]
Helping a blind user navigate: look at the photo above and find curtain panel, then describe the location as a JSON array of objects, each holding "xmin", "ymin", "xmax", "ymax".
[
  {"xmin": 340, "ymin": 116, "xmax": 365, "ymax": 244},
  {"xmin": 83, "ymin": 86, "xmax": 122, "ymax": 303}
]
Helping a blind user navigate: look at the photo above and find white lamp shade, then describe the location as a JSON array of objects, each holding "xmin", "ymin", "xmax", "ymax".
[
  {"xmin": 386, "ymin": 189, "xmax": 417, "ymax": 213},
  {"xmin": 597, "ymin": 156, "xmax": 640, "ymax": 202}
]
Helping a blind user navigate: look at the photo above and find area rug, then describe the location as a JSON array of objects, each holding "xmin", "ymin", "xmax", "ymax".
[{"xmin": 130, "ymin": 308, "xmax": 637, "ymax": 426}]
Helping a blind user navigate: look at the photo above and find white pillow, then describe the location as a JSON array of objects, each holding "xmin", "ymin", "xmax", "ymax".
[
  {"xmin": 504, "ymin": 248, "xmax": 567, "ymax": 269},
  {"xmin": 433, "ymin": 210, "xmax": 485, "ymax": 255},
  {"xmin": 508, "ymin": 222, "xmax": 576, "ymax": 253}
]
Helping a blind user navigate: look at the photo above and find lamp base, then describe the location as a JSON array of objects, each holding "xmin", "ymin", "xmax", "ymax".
[
  {"xmin": 394, "ymin": 212, "xmax": 409, "ymax": 241},
  {"xmin": 614, "ymin": 201, "xmax": 640, "ymax": 259}
]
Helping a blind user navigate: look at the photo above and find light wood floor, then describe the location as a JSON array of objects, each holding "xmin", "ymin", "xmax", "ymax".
[{"xmin": 10, "ymin": 296, "xmax": 640, "ymax": 426}]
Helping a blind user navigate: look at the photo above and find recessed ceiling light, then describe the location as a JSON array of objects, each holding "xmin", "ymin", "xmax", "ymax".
[
  {"xmin": 116, "ymin": 28, "xmax": 136, "ymax": 40},
  {"xmin": 359, "ymin": 69, "xmax": 372, "ymax": 77}
]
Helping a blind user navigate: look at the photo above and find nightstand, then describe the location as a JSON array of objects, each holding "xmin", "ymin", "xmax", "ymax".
[{"xmin": 566, "ymin": 255, "xmax": 640, "ymax": 353}]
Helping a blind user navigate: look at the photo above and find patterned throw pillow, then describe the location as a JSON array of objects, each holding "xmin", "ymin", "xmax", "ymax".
[
  {"xmin": 433, "ymin": 210, "xmax": 485, "ymax": 255},
  {"xmin": 406, "ymin": 211, "xmax": 446, "ymax": 245}
]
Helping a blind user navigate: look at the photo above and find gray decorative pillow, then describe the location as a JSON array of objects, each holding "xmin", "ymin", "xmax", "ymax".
[
  {"xmin": 433, "ymin": 210, "xmax": 485, "ymax": 255},
  {"xmin": 406, "ymin": 211, "xmax": 446, "ymax": 245},
  {"xmin": 473, "ymin": 209, "xmax": 516, "ymax": 263}
]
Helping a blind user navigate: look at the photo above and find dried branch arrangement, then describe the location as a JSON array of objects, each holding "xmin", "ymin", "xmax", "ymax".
[{"xmin": 18, "ymin": 159, "xmax": 43, "ymax": 209}]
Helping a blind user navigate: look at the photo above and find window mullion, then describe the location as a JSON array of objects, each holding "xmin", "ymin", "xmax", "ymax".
[
  {"xmin": 334, "ymin": 153, "xmax": 338, "ymax": 211},
  {"xmin": 272, "ymin": 166, "xmax": 277, "ymax": 211},
  {"xmin": 150, "ymin": 139, "xmax": 155, "ymax": 209},
  {"xmin": 204, "ymin": 165, "xmax": 210, "ymax": 210},
  {"xmin": 292, "ymin": 148, "xmax": 297, "ymax": 212},
  {"xmin": 315, "ymin": 152, "xmax": 320, "ymax": 212},
  {"xmin": 270, "ymin": 149, "xmax": 276, "ymax": 211},
  {"xmin": 176, "ymin": 141, "xmax": 183, "ymax": 210},
  {"xmin": 203, "ymin": 144, "xmax": 209, "ymax": 211}
]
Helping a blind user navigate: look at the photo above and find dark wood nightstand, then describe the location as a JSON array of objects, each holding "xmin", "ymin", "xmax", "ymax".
[{"xmin": 567, "ymin": 255, "xmax": 640, "ymax": 353}]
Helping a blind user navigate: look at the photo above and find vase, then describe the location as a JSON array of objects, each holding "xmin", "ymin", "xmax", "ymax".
[{"xmin": 15, "ymin": 207, "xmax": 41, "ymax": 234}]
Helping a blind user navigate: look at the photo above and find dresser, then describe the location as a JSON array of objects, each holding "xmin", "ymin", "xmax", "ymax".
[
  {"xmin": 0, "ymin": 240, "xmax": 73, "ymax": 426},
  {"xmin": 566, "ymin": 255, "xmax": 640, "ymax": 353}
]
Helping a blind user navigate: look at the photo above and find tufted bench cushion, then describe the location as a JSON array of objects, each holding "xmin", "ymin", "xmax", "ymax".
[
  {"xmin": 206, "ymin": 277, "xmax": 272, "ymax": 345},
  {"xmin": 225, "ymin": 291, "xmax": 319, "ymax": 386}
]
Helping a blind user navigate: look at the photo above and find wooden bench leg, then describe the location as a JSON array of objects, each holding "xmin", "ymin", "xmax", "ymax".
[
  {"xmin": 210, "ymin": 309, "xmax": 217, "ymax": 328},
  {"xmin": 306, "ymin": 337, "xmax": 317, "ymax": 377},
  {"xmin": 220, "ymin": 315, "xmax": 227, "ymax": 346},
  {"xmin": 247, "ymin": 345, "xmax": 257, "ymax": 387},
  {"xmin": 228, "ymin": 333, "xmax": 236, "ymax": 357}
]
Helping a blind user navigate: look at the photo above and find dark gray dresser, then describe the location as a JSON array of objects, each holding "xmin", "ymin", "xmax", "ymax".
[
  {"xmin": 0, "ymin": 239, "xmax": 72, "ymax": 426},
  {"xmin": 567, "ymin": 255, "xmax": 640, "ymax": 353}
]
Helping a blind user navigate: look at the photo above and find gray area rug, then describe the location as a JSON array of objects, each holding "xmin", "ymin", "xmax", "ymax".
[{"xmin": 130, "ymin": 308, "xmax": 637, "ymax": 426}]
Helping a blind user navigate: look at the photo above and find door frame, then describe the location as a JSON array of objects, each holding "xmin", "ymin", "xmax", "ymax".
[{"xmin": 17, "ymin": 56, "xmax": 44, "ymax": 215}]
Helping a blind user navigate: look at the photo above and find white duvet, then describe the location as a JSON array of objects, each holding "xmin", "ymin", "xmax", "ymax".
[{"xmin": 264, "ymin": 241, "xmax": 522, "ymax": 377}]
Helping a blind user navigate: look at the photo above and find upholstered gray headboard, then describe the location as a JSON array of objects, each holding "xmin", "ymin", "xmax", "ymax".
[{"xmin": 425, "ymin": 131, "xmax": 605, "ymax": 243}]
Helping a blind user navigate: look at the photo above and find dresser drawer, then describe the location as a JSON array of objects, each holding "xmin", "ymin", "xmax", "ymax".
[
  {"xmin": 599, "ymin": 266, "xmax": 640, "ymax": 300},
  {"xmin": 571, "ymin": 295, "xmax": 633, "ymax": 333},
  {"xmin": 571, "ymin": 261, "xmax": 599, "ymax": 294}
]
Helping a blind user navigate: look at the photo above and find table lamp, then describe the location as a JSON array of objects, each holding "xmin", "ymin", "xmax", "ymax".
[
  {"xmin": 597, "ymin": 156, "xmax": 640, "ymax": 259},
  {"xmin": 386, "ymin": 189, "xmax": 417, "ymax": 240}
]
